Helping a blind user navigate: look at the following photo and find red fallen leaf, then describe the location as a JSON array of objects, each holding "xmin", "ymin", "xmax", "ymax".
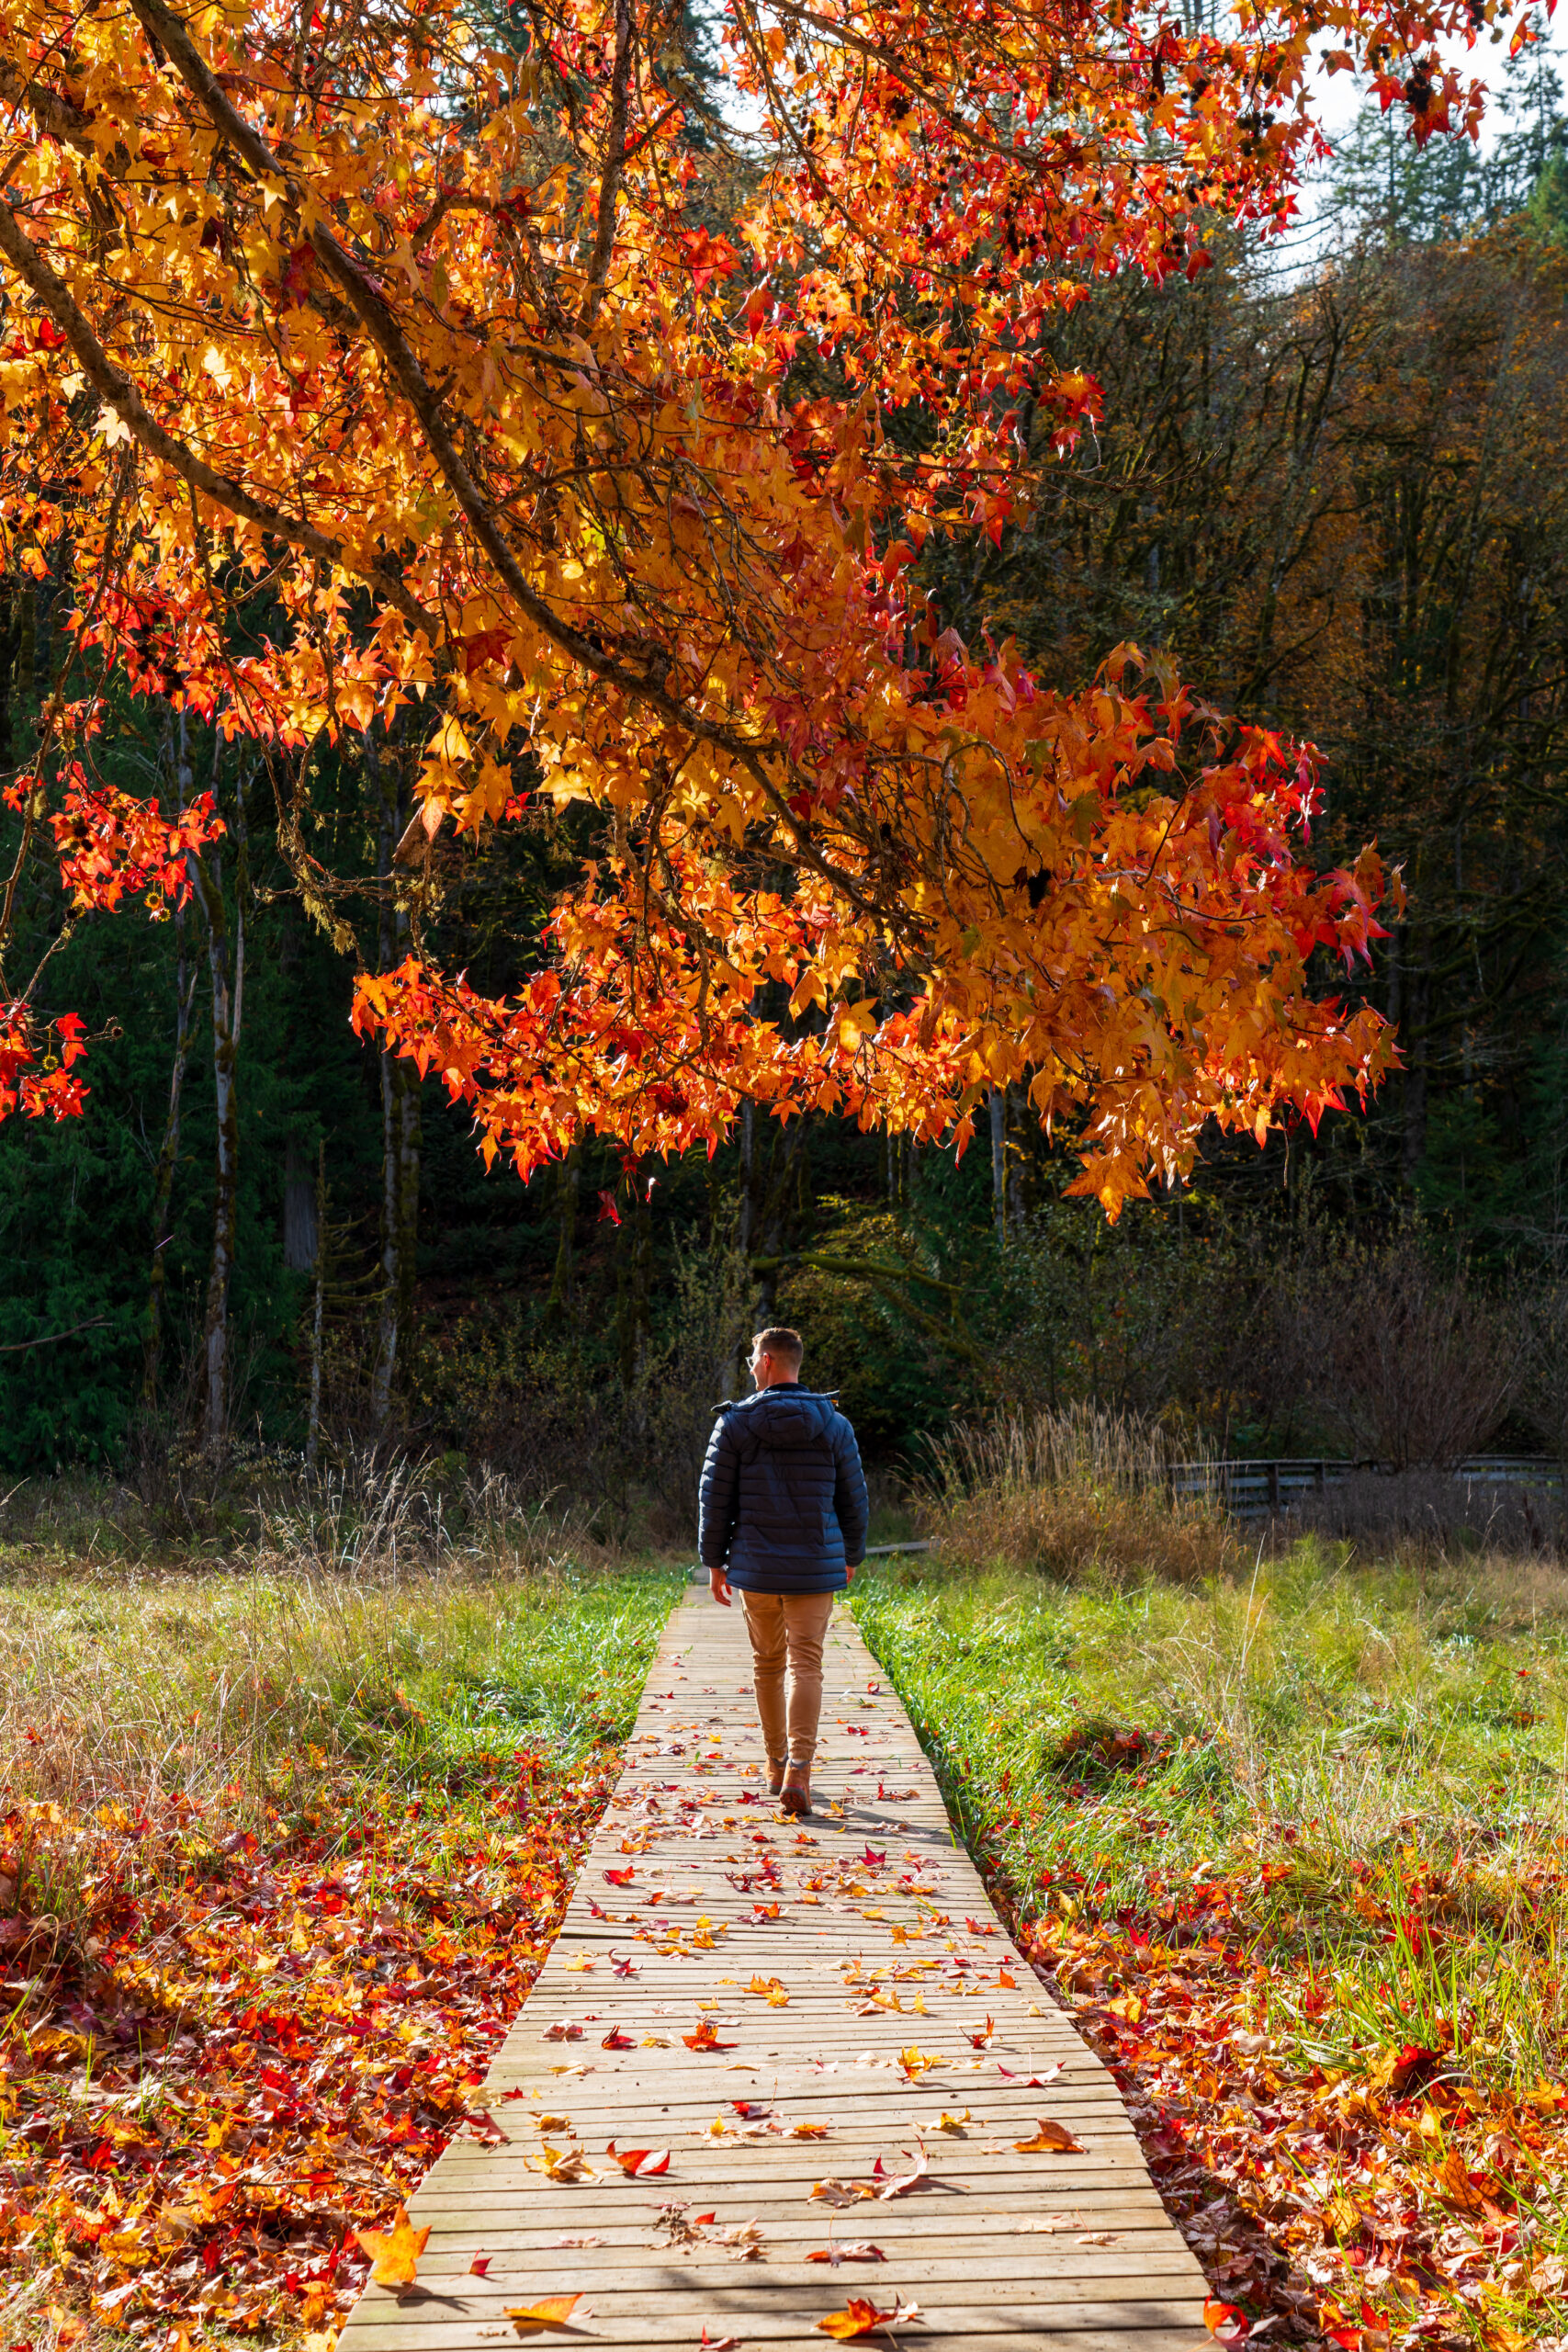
[
  {"xmin": 604, "ymin": 1867, "xmax": 636, "ymax": 1885},
  {"xmin": 700, "ymin": 2331, "xmax": 743, "ymax": 2351},
  {"xmin": 863, "ymin": 1848, "xmax": 886, "ymax": 1868},
  {"xmin": 470, "ymin": 2255, "xmax": 493, "ymax": 2277},
  {"xmin": 807, "ymin": 2245, "xmax": 886, "ymax": 2264},
  {"xmin": 965, "ymin": 2017, "xmax": 995, "ymax": 2048},
  {"xmin": 610, "ymin": 1951, "xmax": 638, "ymax": 1977},
  {"xmin": 682, "ymin": 2020, "xmax": 737, "ymax": 2051},
  {"xmin": 998, "ymin": 2062, "xmax": 1063, "ymax": 2087},
  {"xmin": 964, "ymin": 1917, "xmax": 996, "ymax": 1936},
  {"xmin": 694, "ymin": 2211, "xmax": 717, "ymax": 2224},
  {"xmin": 602, "ymin": 2028, "xmax": 636, "ymax": 2049},
  {"xmin": 751, "ymin": 1902, "xmax": 782, "ymax": 1920},
  {"xmin": 1014, "ymin": 2120, "xmax": 1083, "ymax": 2153},
  {"xmin": 816, "ymin": 2297, "xmax": 921, "ymax": 2339},
  {"xmin": 1204, "ymin": 2299, "xmax": 1251, "ymax": 2346},
  {"xmin": 355, "ymin": 2204, "xmax": 431, "ymax": 2288},
  {"xmin": 605, "ymin": 2143, "xmax": 671, "ymax": 2177}
]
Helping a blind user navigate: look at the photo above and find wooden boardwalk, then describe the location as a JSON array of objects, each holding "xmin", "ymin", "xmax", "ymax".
[{"xmin": 340, "ymin": 1587, "xmax": 1210, "ymax": 2352}]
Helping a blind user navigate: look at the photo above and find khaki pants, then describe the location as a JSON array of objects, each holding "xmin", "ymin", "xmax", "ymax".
[{"xmin": 738, "ymin": 1589, "xmax": 835, "ymax": 1766}]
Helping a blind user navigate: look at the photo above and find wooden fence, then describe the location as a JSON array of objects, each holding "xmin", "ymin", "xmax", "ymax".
[{"xmin": 1170, "ymin": 1454, "xmax": 1561, "ymax": 1521}]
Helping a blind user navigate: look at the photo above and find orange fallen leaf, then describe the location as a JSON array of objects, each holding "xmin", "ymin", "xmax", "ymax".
[
  {"xmin": 816, "ymin": 2298, "xmax": 921, "ymax": 2339},
  {"xmin": 807, "ymin": 2245, "xmax": 886, "ymax": 2264},
  {"xmin": 683, "ymin": 2020, "xmax": 737, "ymax": 2051},
  {"xmin": 505, "ymin": 2294, "xmax": 590, "ymax": 2335},
  {"xmin": 1204, "ymin": 2300, "xmax": 1250, "ymax": 2346},
  {"xmin": 355, "ymin": 2205, "xmax": 431, "ymax": 2289},
  {"xmin": 699, "ymin": 2331, "xmax": 742, "ymax": 2351},
  {"xmin": 1014, "ymin": 2120, "xmax": 1084, "ymax": 2154}
]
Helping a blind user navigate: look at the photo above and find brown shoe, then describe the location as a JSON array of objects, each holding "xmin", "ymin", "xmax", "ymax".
[
  {"xmin": 767, "ymin": 1757, "xmax": 788, "ymax": 1797},
  {"xmin": 780, "ymin": 1764, "xmax": 812, "ymax": 1816}
]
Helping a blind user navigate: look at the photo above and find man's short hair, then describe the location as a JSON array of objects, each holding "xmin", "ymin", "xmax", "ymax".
[{"xmin": 753, "ymin": 1326, "xmax": 804, "ymax": 1367}]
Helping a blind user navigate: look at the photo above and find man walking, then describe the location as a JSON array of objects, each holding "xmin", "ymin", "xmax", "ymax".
[{"xmin": 698, "ymin": 1327, "xmax": 869, "ymax": 1816}]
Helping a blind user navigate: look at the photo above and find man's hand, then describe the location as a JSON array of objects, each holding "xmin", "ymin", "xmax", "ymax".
[
  {"xmin": 845, "ymin": 1562, "xmax": 858, "ymax": 1584},
  {"xmin": 708, "ymin": 1566, "xmax": 732, "ymax": 1608}
]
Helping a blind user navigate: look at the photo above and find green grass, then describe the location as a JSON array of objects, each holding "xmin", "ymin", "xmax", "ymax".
[
  {"xmin": 0, "ymin": 1557, "xmax": 685, "ymax": 1820},
  {"xmin": 852, "ymin": 1544, "xmax": 1568, "ymax": 2348},
  {"xmin": 852, "ymin": 1542, "xmax": 1568, "ymax": 2082}
]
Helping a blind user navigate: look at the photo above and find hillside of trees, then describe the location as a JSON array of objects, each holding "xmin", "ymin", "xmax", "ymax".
[{"xmin": 6, "ymin": 51, "xmax": 1568, "ymax": 1498}]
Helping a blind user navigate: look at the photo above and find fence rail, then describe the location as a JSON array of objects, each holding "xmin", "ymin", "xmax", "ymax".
[{"xmin": 1170, "ymin": 1454, "xmax": 1562, "ymax": 1520}]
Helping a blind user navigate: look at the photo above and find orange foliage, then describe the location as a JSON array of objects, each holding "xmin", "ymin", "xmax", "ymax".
[{"xmin": 0, "ymin": 0, "xmax": 1525, "ymax": 1203}]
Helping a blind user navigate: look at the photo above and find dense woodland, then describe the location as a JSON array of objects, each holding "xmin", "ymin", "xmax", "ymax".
[{"xmin": 6, "ymin": 56, "xmax": 1568, "ymax": 1492}]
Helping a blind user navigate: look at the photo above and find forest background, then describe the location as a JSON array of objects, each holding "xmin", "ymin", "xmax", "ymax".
[{"xmin": 7, "ymin": 39, "xmax": 1568, "ymax": 1520}]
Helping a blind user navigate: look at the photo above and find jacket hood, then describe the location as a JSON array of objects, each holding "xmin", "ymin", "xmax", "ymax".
[{"xmin": 734, "ymin": 1387, "xmax": 837, "ymax": 1450}]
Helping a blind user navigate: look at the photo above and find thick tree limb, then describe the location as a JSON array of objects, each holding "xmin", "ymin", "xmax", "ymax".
[{"xmin": 120, "ymin": 0, "xmax": 902, "ymax": 932}]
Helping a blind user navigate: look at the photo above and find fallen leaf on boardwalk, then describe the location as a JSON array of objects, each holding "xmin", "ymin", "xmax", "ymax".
[
  {"xmin": 601, "ymin": 2028, "xmax": 636, "ymax": 2049},
  {"xmin": 535, "ymin": 2142, "xmax": 598, "ymax": 2182},
  {"xmin": 1203, "ymin": 2299, "xmax": 1250, "ymax": 2346},
  {"xmin": 788, "ymin": 2120, "xmax": 830, "ymax": 2139},
  {"xmin": 811, "ymin": 2177, "xmax": 870, "ymax": 2207},
  {"xmin": 1018, "ymin": 2214, "xmax": 1082, "ymax": 2233},
  {"xmin": 930, "ymin": 2110, "xmax": 970, "ymax": 2134},
  {"xmin": 807, "ymin": 2245, "xmax": 886, "ymax": 2265},
  {"xmin": 699, "ymin": 2329, "xmax": 743, "ymax": 2351},
  {"xmin": 605, "ymin": 2143, "xmax": 671, "ymax": 2177},
  {"xmin": 683, "ymin": 2021, "xmax": 737, "ymax": 2051},
  {"xmin": 610, "ymin": 1951, "xmax": 639, "ymax": 1977},
  {"xmin": 533, "ymin": 2114, "xmax": 573, "ymax": 2132},
  {"xmin": 994, "ymin": 1968, "xmax": 1017, "ymax": 1988},
  {"xmin": 604, "ymin": 1867, "xmax": 636, "ymax": 1884},
  {"xmin": 747, "ymin": 1973, "xmax": 790, "ymax": 2006},
  {"xmin": 874, "ymin": 2148, "xmax": 930, "ymax": 2199},
  {"xmin": 711, "ymin": 2219, "xmax": 765, "ymax": 2256},
  {"xmin": 998, "ymin": 2064, "xmax": 1063, "ymax": 2087},
  {"xmin": 964, "ymin": 1917, "xmax": 997, "ymax": 1936},
  {"xmin": 897, "ymin": 2047, "xmax": 942, "ymax": 2078},
  {"xmin": 816, "ymin": 2297, "xmax": 922, "ymax": 2338},
  {"xmin": 550, "ymin": 2236, "xmax": 604, "ymax": 2249},
  {"xmin": 505, "ymin": 2294, "xmax": 590, "ymax": 2334},
  {"xmin": 355, "ymin": 2205, "xmax": 430, "ymax": 2288},
  {"xmin": 1076, "ymin": 2232, "xmax": 1122, "ymax": 2246},
  {"xmin": 863, "ymin": 1849, "xmax": 886, "ymax": 1869},
  {"xmin": 543, "ymin": 2020, "xmax": 585, "ymax": 2041},
  {"xmin": 964, "ymin": 2017, "xmax": 995, "ymax": 2047},
  {"xmin": 470, "ymin": 2256, "xmax": 493, "ymax": 2277},
  {"xmin": 1014, "ymin": 2120, "xmax": 1084, "ymax": 2154}
]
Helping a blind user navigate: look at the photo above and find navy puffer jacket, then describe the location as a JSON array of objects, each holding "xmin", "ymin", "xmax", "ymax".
[{"xmin": 698, "ymin": 1385, "xmax": 870, "ymax": 1594}]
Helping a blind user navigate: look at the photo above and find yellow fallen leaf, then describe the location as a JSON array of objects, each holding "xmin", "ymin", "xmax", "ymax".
[
  {"xmin": 355, "ymin": 2205, "xmax": 431, "ymax": 2288},
  {"xmin": 505, "ymin": 2294, "xmax": 590, "ymax": 2335},
  {"xmin": 534, "ymin": 2142, "xmax": 598, "ymax": 2182}
]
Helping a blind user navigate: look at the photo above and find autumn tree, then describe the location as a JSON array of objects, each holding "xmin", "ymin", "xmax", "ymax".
[{"xmin": 0, "ymin": 0, "xmax": 1524, "ymax": 1214}]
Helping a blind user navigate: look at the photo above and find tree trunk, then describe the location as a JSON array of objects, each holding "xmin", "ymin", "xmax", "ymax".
[
  {"xmin": 142, "ymin": 891, "xmax": 198, "ymax": 1402},
  {"xmin": 988, "ymin": 1087, "xmax": 1007, "ymax": 1245},
  {"xmin": 307, "ymin": 1145, "xmax": 327, "ymax": 1473},
  {"xmin": 188, "ymin": 732, "xmax": 244, "ymax": 1451},
  {"xmin": 368, "ymin": 728, "xmax": 420, "ymax": 1432},
  {"xmin": 284, "ymin": 1134, "xmax": 318, "ymax": 1271}
]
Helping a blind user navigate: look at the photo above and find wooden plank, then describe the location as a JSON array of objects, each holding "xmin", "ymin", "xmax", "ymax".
[{"xmin": 338, "ymin": 1590, "xmax": 1210, "ymax": 2352}]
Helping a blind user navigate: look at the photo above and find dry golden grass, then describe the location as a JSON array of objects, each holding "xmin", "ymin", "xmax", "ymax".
[{"xmin": 921, "ymin": 1404, "xmax": 1246, "ymax": 1584}]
